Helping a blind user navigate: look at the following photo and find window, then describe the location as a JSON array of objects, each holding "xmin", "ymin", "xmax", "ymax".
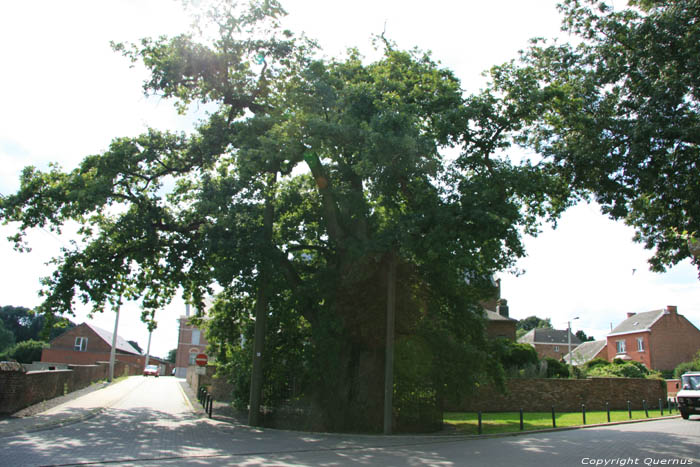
[
  {"xmin": 637, "ymin": 337, "xmax": 644, "ymax": 351},
  {"xmin": 74, "ymin": 337, "xmax": 88, "ymax": 352},
  {"xmin": 188, "ymin": 350, "xmax": 199, "ymax": 365},
  {"xmin": 616, "ymin": 340, "xmax": 626, "ymax": 354},
  {"xmin": 554, "ymin": 345, "xmax": 560, "ymax": 352},
  {"xmin": 191, "ymin": 329, "xmax": 200, "ymax": 345}
]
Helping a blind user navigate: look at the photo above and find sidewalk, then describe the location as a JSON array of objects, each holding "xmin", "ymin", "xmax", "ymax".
[{"xmin": 0, "ymin": 376, "xmax": 145, "ymax": 437}]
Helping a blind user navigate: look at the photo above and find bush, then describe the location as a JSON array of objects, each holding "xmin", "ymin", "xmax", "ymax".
[
  {"xmin": 587, "ymin": 360, "xmax": 655, "ymax": 379},
  {"xmin": 674, "ymin": 359, "xmax": 700, "ymax": 379},
  {"xmin": 544, "ymin": 358, "xmax": 570, "ymax": 378},
  {"xmin": 0, "ymin": 339, "xmax": 48, "ymax": 363},
  {"xmin": 491, "ymin": 339, "xmax": 539, "ymax": 371},
  {"xmin": 585, "ymin": 358, "xmax": 611, "ymax": 371}
]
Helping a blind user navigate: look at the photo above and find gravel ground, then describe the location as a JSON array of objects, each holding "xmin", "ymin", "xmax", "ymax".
[{"xmin": 1, "ymin": 381, "xmax": 111, "ymax": 419}]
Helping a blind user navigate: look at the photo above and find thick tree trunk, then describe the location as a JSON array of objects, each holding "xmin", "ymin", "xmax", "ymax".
[
  {"xmin": 310, "ymin": 253, "xmax": 396, "ymax": 432},
  {"xmin": 248, "ymin": 173, "xmax": 276, "ymax": 426}
]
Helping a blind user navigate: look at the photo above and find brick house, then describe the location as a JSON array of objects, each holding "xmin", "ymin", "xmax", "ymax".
[
  {"xmin": 484, "ymin": 300, "xmax": 517, "ymax": 341},
  {"xmin": 41, "ymin": 322, "xmax": 172, "ymax": 374},
  {"xmin": 481, "ymin": 279, "xmax": 517, "ymax": 340},
  {"xmin": 606, "ymin": 305, "xmax": 700, "ymax": 372},
  {"xmin": 174, "ymin": 304, "xmax": 210, "ymax": 378},
  {"xmin": 518, "ymin": 328, "xmax": 582, "ymax": 360}
]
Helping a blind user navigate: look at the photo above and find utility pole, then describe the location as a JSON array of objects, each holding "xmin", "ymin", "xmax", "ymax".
[
  {"xmin": 383, "ymin": 251, "xmax": 397, "ymax": 435},
  {"xmin": 108, "ymin": 304, "xmax": 121, "ymax": 382},
  {"xmin": 144, "ymin": 328, "xmax": 153, "ymax": 367},
  {"xmin": 567, "ymin": 317, "xmax": 579, "ymax": 377}
]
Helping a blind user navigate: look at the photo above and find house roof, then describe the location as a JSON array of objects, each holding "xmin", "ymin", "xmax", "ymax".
[
  {"xmin": 563, "ymin": 340, "xmax": 607, "ymax": 365},
  {"xmin": 608, "ymin": 309, "xmax": 666, "ymax": 336},
  {"xmin": 484, "ymin": 309, "xmax": 517, "ymax": 322},
  {"xmin": 84, "ymin": 323, "xmax": 142, "ymax": 355},
  {"xmin": 518, "ymin": 328, "xmax": 582, "ymax": 345}
]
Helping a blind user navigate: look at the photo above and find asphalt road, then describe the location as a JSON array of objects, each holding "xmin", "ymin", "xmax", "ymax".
[{"xmin": 0, "ymin": 376, "xmax": 698, "ymax": 466}]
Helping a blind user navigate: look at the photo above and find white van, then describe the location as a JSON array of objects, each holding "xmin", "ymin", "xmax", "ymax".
[{"xmin": 677, "ymin": 372, "xmax": 700, "ymax": 420}]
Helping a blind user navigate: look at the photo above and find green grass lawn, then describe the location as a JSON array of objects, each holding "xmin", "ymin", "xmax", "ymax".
[{"xmin": 444, "ymin": 408, "xmax": 673, "ymax": 435}]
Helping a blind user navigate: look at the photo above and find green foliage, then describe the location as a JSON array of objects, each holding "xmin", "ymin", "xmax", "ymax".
[
  {"xmin": 166, "ymin": 348, "xmax": 177, "ymax": 363},
  {"xmin": 0, "ymin": 319, "xmax": 15, "ymax": 353},
  {"xmin": 0, "ymin": 1, "xmax": 568, "ymax": 432},
  {"xmin": 673, "ymin": 351, "xmax": 700, "ymax": 378},
  {"xmin": 585, "ymin": 359, "xmax": 661, "ymax": 379},
  {"xmin": 0, "ymin": 339, "xmax": 48, "ymax": 363},
  {"xmin": 0, "ymin": 305, "xmax": 75, "ymax": 343},
  {"xmin": 575, "ymin": 330, "xmax": 594, "ymax": 342},
  {"xmin": 585, "ymin": 358, "xmax": 611, "ymax": 371},
  {"xmin": 490, "ymin": 0, "xmax": 700, "ymax": 273},
  {"xmin": 544, "ymin": 357, "xmax": 570, "ymax": 379},
  {"xmin": 516, "ymin": 316, "xmax": 552, "ymax": 332},
  {"xmin": 491, "ymin": 338, "xmax": 539, "ymax": 370}
]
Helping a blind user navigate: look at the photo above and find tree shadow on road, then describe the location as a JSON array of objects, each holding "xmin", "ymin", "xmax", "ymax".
[{"xmin": 0, "ymin": 409, "xmax": 698, "ymax": 466}]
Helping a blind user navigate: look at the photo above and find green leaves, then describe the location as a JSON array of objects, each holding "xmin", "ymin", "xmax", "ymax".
[{"xmin": 491, "ymin": 0, "xmax": 700, "ymax": 273}]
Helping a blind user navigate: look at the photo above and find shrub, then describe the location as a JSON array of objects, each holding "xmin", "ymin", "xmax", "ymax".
[
  {"xmin": 1, "ymin": 339, "xmax": 48, "ymax": 363},
  {"xmin": 674, "ymin": 359, "xmax": 700, "ymax": 379},
  {"xmin": 544, "ymin": 358, "xmax": 570, "ymax": 378}
]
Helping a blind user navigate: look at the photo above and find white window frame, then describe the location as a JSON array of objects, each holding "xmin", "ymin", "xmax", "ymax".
[
  {"xmin": 188, "ymin": 349, "xmax": 199, "ymax": 365},
  {"xmin": 554, "ymin": 345, "xmax": 560, "ymax": 352},
  {"xmin": 637, "ymin": 337, "xmax": 644, "ymax": 351},
  {"xmin": 191, "ymin": 329, "xmax": 201, "ymax": 345},
  {"xmin": 74, "ymin": 337, "xmax": 88, "ymax": 352},
  {"xmin": 616, "ymin": 340, "xmax": 626, "ymax": 354}
]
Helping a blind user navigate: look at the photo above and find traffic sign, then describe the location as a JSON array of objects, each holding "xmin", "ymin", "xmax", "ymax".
[{"xmin": 195, "ymin": 353, "xmax": 208, "ymax": 367}]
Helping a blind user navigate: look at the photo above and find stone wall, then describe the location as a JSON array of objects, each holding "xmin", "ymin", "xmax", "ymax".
[
  {"xmin": 186, "ymin": 365, "xmax": 234, "ymax": 402},
  {"xmin": 446, "ymin": 377, "xmax": 667, "ymax": 412}
]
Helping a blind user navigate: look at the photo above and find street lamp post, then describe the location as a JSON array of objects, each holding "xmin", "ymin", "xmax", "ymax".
[{"xmin": 568, "ymin": 317, "xmax": 579, "ymax": 377}]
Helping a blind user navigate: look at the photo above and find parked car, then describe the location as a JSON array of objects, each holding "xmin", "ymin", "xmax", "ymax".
[
  {"xmin": 143, "ymin": 364, "xmax": 160, "ymax": 377},
  {"xmin": 677, "ymin": 372, "xmax": 700, "ymax": 420}
]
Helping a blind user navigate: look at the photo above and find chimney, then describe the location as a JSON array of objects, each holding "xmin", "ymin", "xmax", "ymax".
[
  {"xmin": 626, "ymin": 312, "xmax": 636, "ymax": 318},
  {"xmin": 497, "ymin": 299, "xmax": 509, "ymax": 318},
  {"xmin": 666, "ymin": 305, "xmax": 677, "ymax": 314}
]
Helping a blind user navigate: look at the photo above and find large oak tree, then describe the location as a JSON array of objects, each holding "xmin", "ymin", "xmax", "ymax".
[{"xmin": 1, "ymin": 1, "xmax": 562, "ymax": 431}]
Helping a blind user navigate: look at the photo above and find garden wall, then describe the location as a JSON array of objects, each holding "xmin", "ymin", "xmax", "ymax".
[
  {"xmin": 0, "ymin": 360, "xmax": 138, "ymax": 415},
  {"xmin": 186, "ymin": 365, "xmax": 234, "ymax": 402},
  {"xmin": 446, "ymin": 377, "xmax": 666, "ymax": 412}
]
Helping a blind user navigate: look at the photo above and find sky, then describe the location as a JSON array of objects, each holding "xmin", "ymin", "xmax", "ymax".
[{"xmin": 1, "ymin": 0, "xmax": 698, "ymax": 358}]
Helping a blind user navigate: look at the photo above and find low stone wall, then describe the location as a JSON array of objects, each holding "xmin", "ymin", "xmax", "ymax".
[
  {"xmin": 186, "ymin": 365, "xmax": 234, "ymax": 402},
  {"xmin": 0, "ymin": 360, "xmax": 138, "ymax": 415},
  {"xmin": 447, "ymin": 377, "xmax": 667, "ymax": 412}
]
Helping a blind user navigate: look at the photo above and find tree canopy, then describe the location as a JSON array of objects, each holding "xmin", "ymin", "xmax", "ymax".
[
  {"xmin": 0, "ymin": 305, "xmax": 74, "ymax": 343},
  {"xmin": 489, "ymin": 0, "xmax": 700, "ymax": 274},
  {"xmin": 0, "ymin": 0, "xmax": 565, "ymax": 431}
]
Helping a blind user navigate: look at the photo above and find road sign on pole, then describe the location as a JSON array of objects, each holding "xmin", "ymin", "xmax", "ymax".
[{"xmin": 195, "ymin": 353, "xmax": 208, "ymax": 367}]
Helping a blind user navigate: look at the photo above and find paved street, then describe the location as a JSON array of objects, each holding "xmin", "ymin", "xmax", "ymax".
[{"xmin": 0, "ymin": 376, "xmax": 698, "ymax": 466}]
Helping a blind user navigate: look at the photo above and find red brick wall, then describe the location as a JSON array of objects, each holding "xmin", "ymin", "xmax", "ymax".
[
  {"xmin": 0, "ymin": 363, "xmax": 123, "ymax": 414},
  {"xmin": 447, "ymin": 377, "xmax": 666, "ymax": 412},
  {"xmin": 648, "ymin": 312, "xmax": 700, "ymax": 371}
]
